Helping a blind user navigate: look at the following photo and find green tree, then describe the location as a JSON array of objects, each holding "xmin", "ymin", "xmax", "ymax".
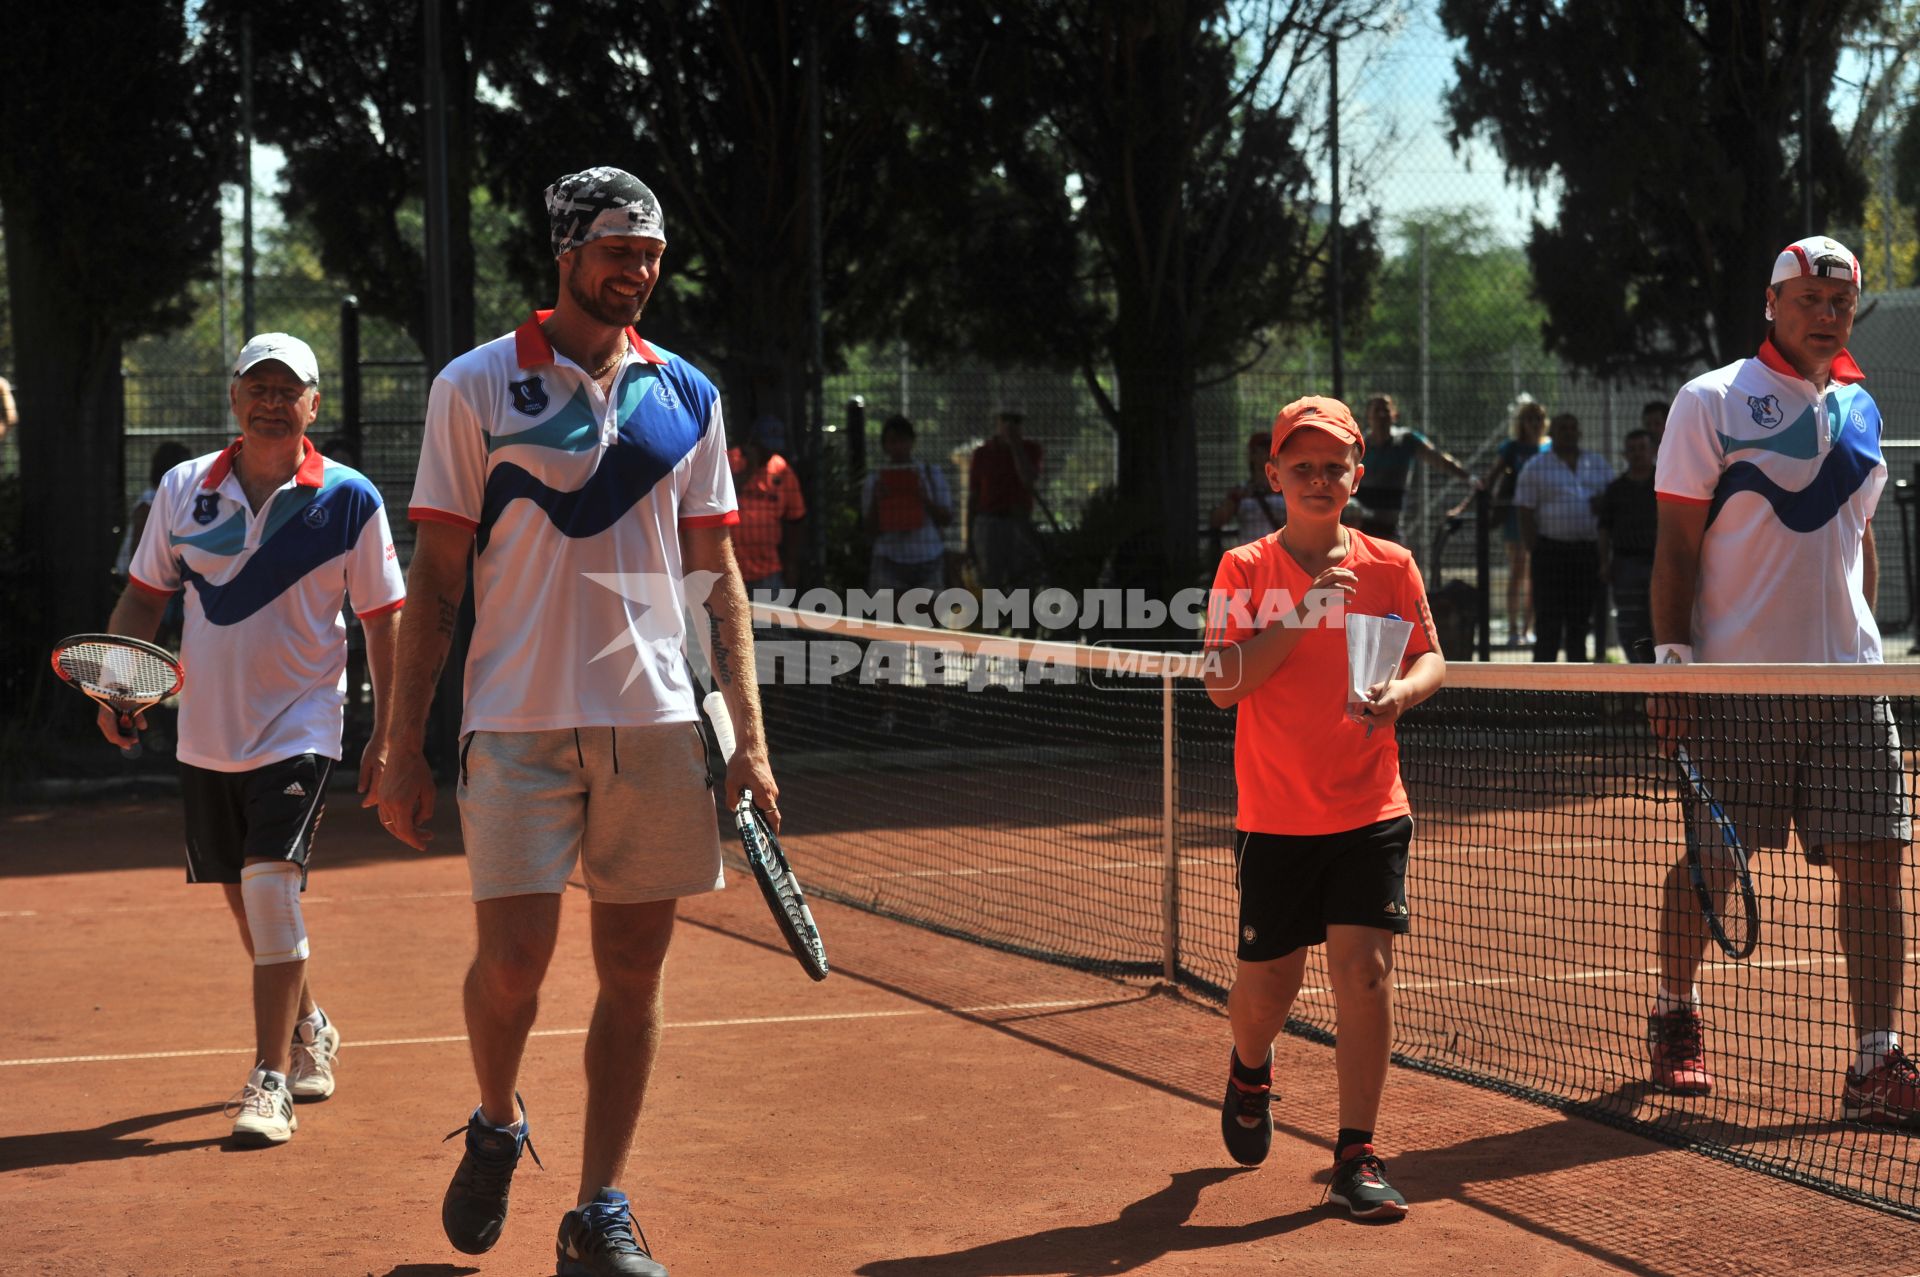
[
  {"xmin": 900, "ymin": 0, "xmax": 1385, "ymax": 587},
  {"xmin": 480, "ymin": 1, "xmax": 927, "ymax": 433},
  {"xmin": 0, "ymin": 3, "xmax": 234, "ymax": 660},
  {"xmin": 1349, "ymin": 209, "xmax": 1551, "ymax": 442},
  {"xmin": 195, "ymin": 0, "xmax": 519, "ymax": 360},
  {"xmin": 1441, "ymin": 0, "xmax": 1872, "ymax": 375}
]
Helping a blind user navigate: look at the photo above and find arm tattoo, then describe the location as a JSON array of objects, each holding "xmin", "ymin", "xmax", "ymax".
[
  {"xmin": 436, "ymin": 595, "xmax": 459, "ymax": 638},
  {"xmin": 707, "ymin": 604, "xmax": 735, "ymax": 688}
]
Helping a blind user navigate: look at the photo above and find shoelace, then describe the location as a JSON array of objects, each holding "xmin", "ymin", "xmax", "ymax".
[
  {"xmin": 1322, "ymin": 1150, "xmax": 1390, "ymax": 1204},
  {"xmin": 1654, "ymin": 1012, "xmax": 1705, "ymax": 1055},
  {"xmin": 1228, "ymin": 1079, "xmax": 1271, "ymax": 1120},
  {"xmin": 441, "ymin": 1120, "xmax": 544, "ymax": 1195},
  {"xmin": 1346, "ymin": 1154, "xmax": 1389, "ymax": 1187},
  {"xmin": 581, "ymin": 1202, "xmax": 649, "ymax": 1256},
  {"xmin": 1875, "ymin": 1047, "xmax": 1920, "ymax": 1082},
  {"xmin": 223, "ymin": 1081, "xmax": 282, "ymax": 1120}
]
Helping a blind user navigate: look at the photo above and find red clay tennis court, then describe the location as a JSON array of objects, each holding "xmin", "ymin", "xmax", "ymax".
[{"xmin": 8, "ymin": 777, "xmax": 1920, "ymax": 1276}]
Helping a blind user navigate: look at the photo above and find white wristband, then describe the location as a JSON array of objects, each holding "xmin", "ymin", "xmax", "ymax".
[{"xmin": 1653, "ymin": 643, "xmax": 1694, "ymax": 665}]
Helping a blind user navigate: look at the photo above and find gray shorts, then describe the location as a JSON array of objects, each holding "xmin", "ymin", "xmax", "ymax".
[
  {"xmin": 1688, "ymin": 695, "xmax": 1911, "ymax": 859},
  {"xmin": 457, "ymin": 725, "xmax": 726, "ymax": 903}
]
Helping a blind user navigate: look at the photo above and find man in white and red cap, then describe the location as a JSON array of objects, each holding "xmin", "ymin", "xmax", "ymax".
[
  {"xmin": 95, "ymin": 331, "xmax": 406, "ymax": 1147},
  {"xmin": 1646, "ymin": 235, "xmax": 1916, "ymax": 1125}
]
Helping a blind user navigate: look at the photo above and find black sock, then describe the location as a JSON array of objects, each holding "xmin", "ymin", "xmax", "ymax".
[
  {"xmin": 1230, "ymin": 1047, "xmax": 1272, "ymax": 1088},
  {"xmin": 1336, "ymin": 1128, "xmax": 1373, "ymax": 1159}
]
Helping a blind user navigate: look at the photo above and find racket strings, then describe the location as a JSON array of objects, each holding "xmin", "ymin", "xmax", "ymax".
[{"xmin": 56, "ymin": 642, "xmax": 179, "ymax": 701}]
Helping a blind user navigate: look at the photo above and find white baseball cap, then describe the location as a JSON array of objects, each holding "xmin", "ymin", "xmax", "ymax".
[
  {"xmin": 232, "ymin": 333, "xmax": 320, "ymax": 385},
  {"xmin": 1770, "ymin": 236, "xmax": 1861, "ymax": 290}
]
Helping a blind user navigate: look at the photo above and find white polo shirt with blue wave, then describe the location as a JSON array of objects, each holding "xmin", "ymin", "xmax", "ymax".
[
  {"xmin": 1658, "ymin": 339, "xmax": 1887, "ymax": 662},
  {"xmin": 411, "ymin": 313, "xmax": 739, "ymax": 734},
  {"xmin": 129, "ymin": 438, "xmax": 407, "ymax": 771}
]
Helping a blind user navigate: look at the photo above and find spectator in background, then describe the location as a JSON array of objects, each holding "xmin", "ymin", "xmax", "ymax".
[
  {"xmin": 0, "ymin": 374, "xmax": 16, "ymax": 443},
  {"xmin": 969, "ymin": 406, "xmax": 1044, "ymax": 594},
  {"xmin": 1352, "ymin": 393, "xmax": 1480, "ymax": 543},
  {"xmin": 1596, "ymin": 428, "xmax": 1658, "ymax": 662},
  {"xmin": 1210, "ymin": 429, "xmax": 1285, "ymax": 548},
  {"xmin": 863, "ymin": 413, "xmax": 952, "ymax": 594},
  {"xmin": 731, "ymin": 414, "xmax": 806, "ymax": 595},
  {"xmin": 116, "ymin": 440, "xmax": 194, "ymax": 590},
  {"xmin": 1641, "ymin": 400, "xmax": 1668, "ymax": 448},
  {"xmin": 1513, "ymin": 412, "xmax": 1614, "ymax": 661},
  {"xmin": 1476, "ymin": 396, "xmax": 1551, "ymax": 647}
]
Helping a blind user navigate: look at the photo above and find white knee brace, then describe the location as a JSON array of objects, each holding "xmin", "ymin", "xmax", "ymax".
[{"xmin": 240, "ymin": 861, "xmax": 309, "ymax": 965}]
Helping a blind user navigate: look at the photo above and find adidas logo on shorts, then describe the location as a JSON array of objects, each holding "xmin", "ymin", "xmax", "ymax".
[{"xmin": 283, "ymin": 781, "xmax": 306, "ymax": 797}]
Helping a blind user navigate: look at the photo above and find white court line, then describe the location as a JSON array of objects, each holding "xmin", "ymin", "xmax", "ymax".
[
  {"xmin": 0, "ymin": 998, "xmax": 1106, "ymax": 1068},
  {"xmin": 0, "ymin": 889, "xmax": 472, "ymax": 920}
]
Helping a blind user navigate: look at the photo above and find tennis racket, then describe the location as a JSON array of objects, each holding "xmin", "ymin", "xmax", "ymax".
[
  {"xmin": 702, "ymin": 690, "xmax": 829, "ymax": 981},
  {"xmin": 1673, "ymin": 744, "xmax": 1760, "ymax": 960},
  {"xmin": 50, "ymin": 633, "xmax": 184, "ymax": 760}
]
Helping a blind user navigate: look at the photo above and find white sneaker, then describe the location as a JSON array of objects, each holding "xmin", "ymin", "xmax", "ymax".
[
  {"xmin": 290, "ymin": 1020, "xmax": 341, "ymax": 1101},
  {"xmin": 227, "ymin": 1068, "xmax": 298, "ymax": 1146}
]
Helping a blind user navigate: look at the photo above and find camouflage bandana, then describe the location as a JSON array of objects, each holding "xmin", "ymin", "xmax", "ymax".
[{"xmin": 544, "ymin": 167, "xmax": 667, "ymax": 258}]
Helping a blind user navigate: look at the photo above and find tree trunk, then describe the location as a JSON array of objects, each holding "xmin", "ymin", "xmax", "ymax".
[
  {"xmin": 6, "ymin": 200, "xmax": 127, "ymax": 656},
  {"xmin": 1113, "ymin": 361, "xmax": 1199, "ymax": 594}
]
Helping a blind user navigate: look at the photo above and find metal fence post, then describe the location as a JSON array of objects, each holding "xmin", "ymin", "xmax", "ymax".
[
  {"xmin": 339, "ymin": 296, "xmax": 361, "ymax": 459},
  {"xmin": 1162, "ymin": 671, "xmax": 1179, "ymax": 984}
]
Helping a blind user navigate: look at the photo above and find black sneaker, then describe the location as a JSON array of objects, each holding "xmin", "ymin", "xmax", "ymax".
[
  {"xmin": 1327, "ymin": 1144, "xmax": 1408, "ymax": 1220},
  {"xmin": 556, "ymin": 1188, "xmax": 668, "ymax": 1277},
  {"xmin": 441, "ymin": 1094, "xmax": 541, "ymax": 1255},
  {"xmin": 1219, "ymin": 1050, "xmax": 1274, "ymax": 1166}
]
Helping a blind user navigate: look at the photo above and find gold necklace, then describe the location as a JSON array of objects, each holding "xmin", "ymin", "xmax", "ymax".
[{"xmin": 587, "ymin": 341, "xmax": 627, "ymax": 379}]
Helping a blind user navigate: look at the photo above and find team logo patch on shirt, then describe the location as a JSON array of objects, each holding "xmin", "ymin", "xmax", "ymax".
[
  {"xmin": 508, "ymin": 376, "xmax": 550, "ymax": 417},
  {"xmin": 1747, "ymin": 394, "xmax": 1784, "ymax": 428},
  {"xmin": 193, "ymin": 493, "xmax": 221, "ymax": 525},
  {"xmin": 303, "ymin": 504, "xmax": 330, "ymax": 529},
  {"xmin": 652, "ymin": 377, "xmax": 679, "ymax": 412}
]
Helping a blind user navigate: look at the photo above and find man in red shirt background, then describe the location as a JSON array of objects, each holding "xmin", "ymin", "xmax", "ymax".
[
  {"xmin": 730, "ymin": 415, "xmax": 807, "ymax": 594},
  {"xmin": 967, "ymin": 407, "xmax": 1044, "ymax": 594}
]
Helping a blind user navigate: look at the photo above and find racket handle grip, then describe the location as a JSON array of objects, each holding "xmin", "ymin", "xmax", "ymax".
[
  {"xmin": 118, "ymin": 712, "xmax": 142, "ymax": 760},
  {"xmin": 120, "ymin": 740, "xmax": 143, "ymax": 760},
  {"xmin": 703, "ymin": 690, "xmax": 737, "ymax": 762}
]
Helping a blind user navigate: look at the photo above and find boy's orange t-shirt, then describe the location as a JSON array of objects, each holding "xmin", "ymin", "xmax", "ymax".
[{"xmin": 1204, "ymin": 530, "xmax": 1440, "ymax": 836}]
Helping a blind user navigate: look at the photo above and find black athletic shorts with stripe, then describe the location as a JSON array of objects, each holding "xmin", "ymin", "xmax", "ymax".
[
  {"xmin": 180, "ymin": 753, "xmax": 334, "ymax": 886},
  {"xmin": 1233, "ymin": 815, "xmax": 1413, "ymax": 962}
]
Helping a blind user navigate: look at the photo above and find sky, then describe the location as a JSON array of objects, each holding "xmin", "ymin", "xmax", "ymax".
[{"xmin": 1336, "ymin": 4, "xmax": 1558, "ymax": 250}]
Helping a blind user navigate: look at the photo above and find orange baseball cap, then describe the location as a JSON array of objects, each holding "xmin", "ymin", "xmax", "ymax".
[{"xmin": 1270, "ymin": 396, "xmax": 1364, "ymax": 460}]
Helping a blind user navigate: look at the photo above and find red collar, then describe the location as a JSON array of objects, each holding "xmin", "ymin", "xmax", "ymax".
[
  {"xmin": 202, "ymin": 435, "xmax": 324, "ymax": 490},
  {"xmin": 1757, "ymin": 336, "xmax": 1865, "ymax": 386},
  {"xmin": 514, "ymin": 310, "xmax": 666, "ymax": 370}
]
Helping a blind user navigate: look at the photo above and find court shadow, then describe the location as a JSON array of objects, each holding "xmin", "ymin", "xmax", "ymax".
[
  {"xmin": 0, "ymin": 1102, "xmax": 226, "ymax": 1172},
  {"xmin": 372, "ymin": 1266, "xmax": 481, "ymax": 1277},
  {"xmin": 853, "ymin": 1167, "xmax": 1323, "ymax": 1276}
]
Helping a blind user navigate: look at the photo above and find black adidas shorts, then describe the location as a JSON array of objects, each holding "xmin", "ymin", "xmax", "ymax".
[
  {"xmin": 1233, "ymin": 815, "xmax": 1412, "ymax": 962},
  {"xmin": 180, "ymin": 753, "xmax": 334, "ymax": 886}
]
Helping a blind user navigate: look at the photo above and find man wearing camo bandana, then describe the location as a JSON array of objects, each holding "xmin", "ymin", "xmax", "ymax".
[
  {"xmin": 545, "ymin": 165, "xmax": 669, "ymax": 258},
  {"xmin": 378, "ymin": 167, "xmax": 775, "ymax": 1277}
]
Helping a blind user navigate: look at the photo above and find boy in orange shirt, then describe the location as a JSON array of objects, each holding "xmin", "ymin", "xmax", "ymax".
[{"xmin": 1202, "ymin": 395, "xmax": 1447, "ymax": 1219}]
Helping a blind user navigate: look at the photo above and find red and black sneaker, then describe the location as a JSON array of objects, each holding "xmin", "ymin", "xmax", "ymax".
[
  {"xmin": 1327, "ymin": 1144, "xmax": 1409, "ymax": 1220},
  {"xmin": 1647, "ymin": 1008, "xmax": 1713, "ymax": 1096},
  {"xmin": 1219, "ymin": 1050, "xmax": 1274, "ymax": 1167},
  {"xmin": 1844, "ymin": 1045, "xmax": 1920, "ymax": 1128}
]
